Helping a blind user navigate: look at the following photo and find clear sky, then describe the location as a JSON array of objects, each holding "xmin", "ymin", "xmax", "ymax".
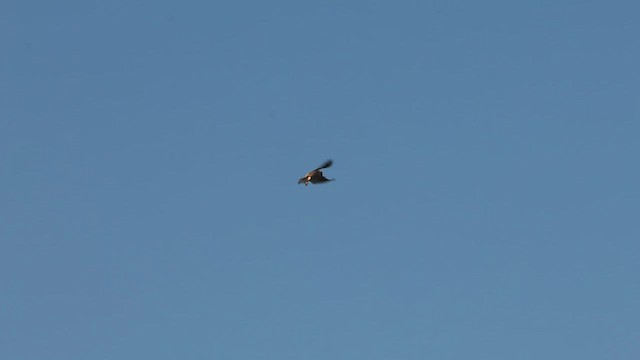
[{"xmin": 2, "ymin": 1, "xmax": 639, "ymax": 359}]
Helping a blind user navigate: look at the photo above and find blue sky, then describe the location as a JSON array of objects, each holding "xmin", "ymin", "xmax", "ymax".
[{"xmin": 2, "ymin": 1, "xmax": 639, "ymax": 359}]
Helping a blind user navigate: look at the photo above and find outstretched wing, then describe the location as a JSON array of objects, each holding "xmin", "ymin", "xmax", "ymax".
[{"xmin": 314, "ymin": 159, "xmax": 333, "ymax": 171}]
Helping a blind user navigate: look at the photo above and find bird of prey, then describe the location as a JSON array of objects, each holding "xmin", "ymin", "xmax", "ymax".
[{"xmin": 298, "ymin": 159, "xmax": 335, "ymax": 186}]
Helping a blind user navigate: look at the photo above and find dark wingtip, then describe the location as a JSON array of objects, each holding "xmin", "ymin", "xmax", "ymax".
[{"xmin": 320, "ymin": 159, "xmax": 333, "ymax": 169}]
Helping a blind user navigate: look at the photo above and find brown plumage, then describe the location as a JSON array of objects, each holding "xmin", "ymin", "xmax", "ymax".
[{"xmin": 298, "ymin": 159, "xmax": 335, "ymax": 186}]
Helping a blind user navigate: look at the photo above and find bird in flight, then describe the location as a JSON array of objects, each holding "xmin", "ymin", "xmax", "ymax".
[{"xmin": 298, "ymin": 159, "xmax": 335, "ymax": 186}]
